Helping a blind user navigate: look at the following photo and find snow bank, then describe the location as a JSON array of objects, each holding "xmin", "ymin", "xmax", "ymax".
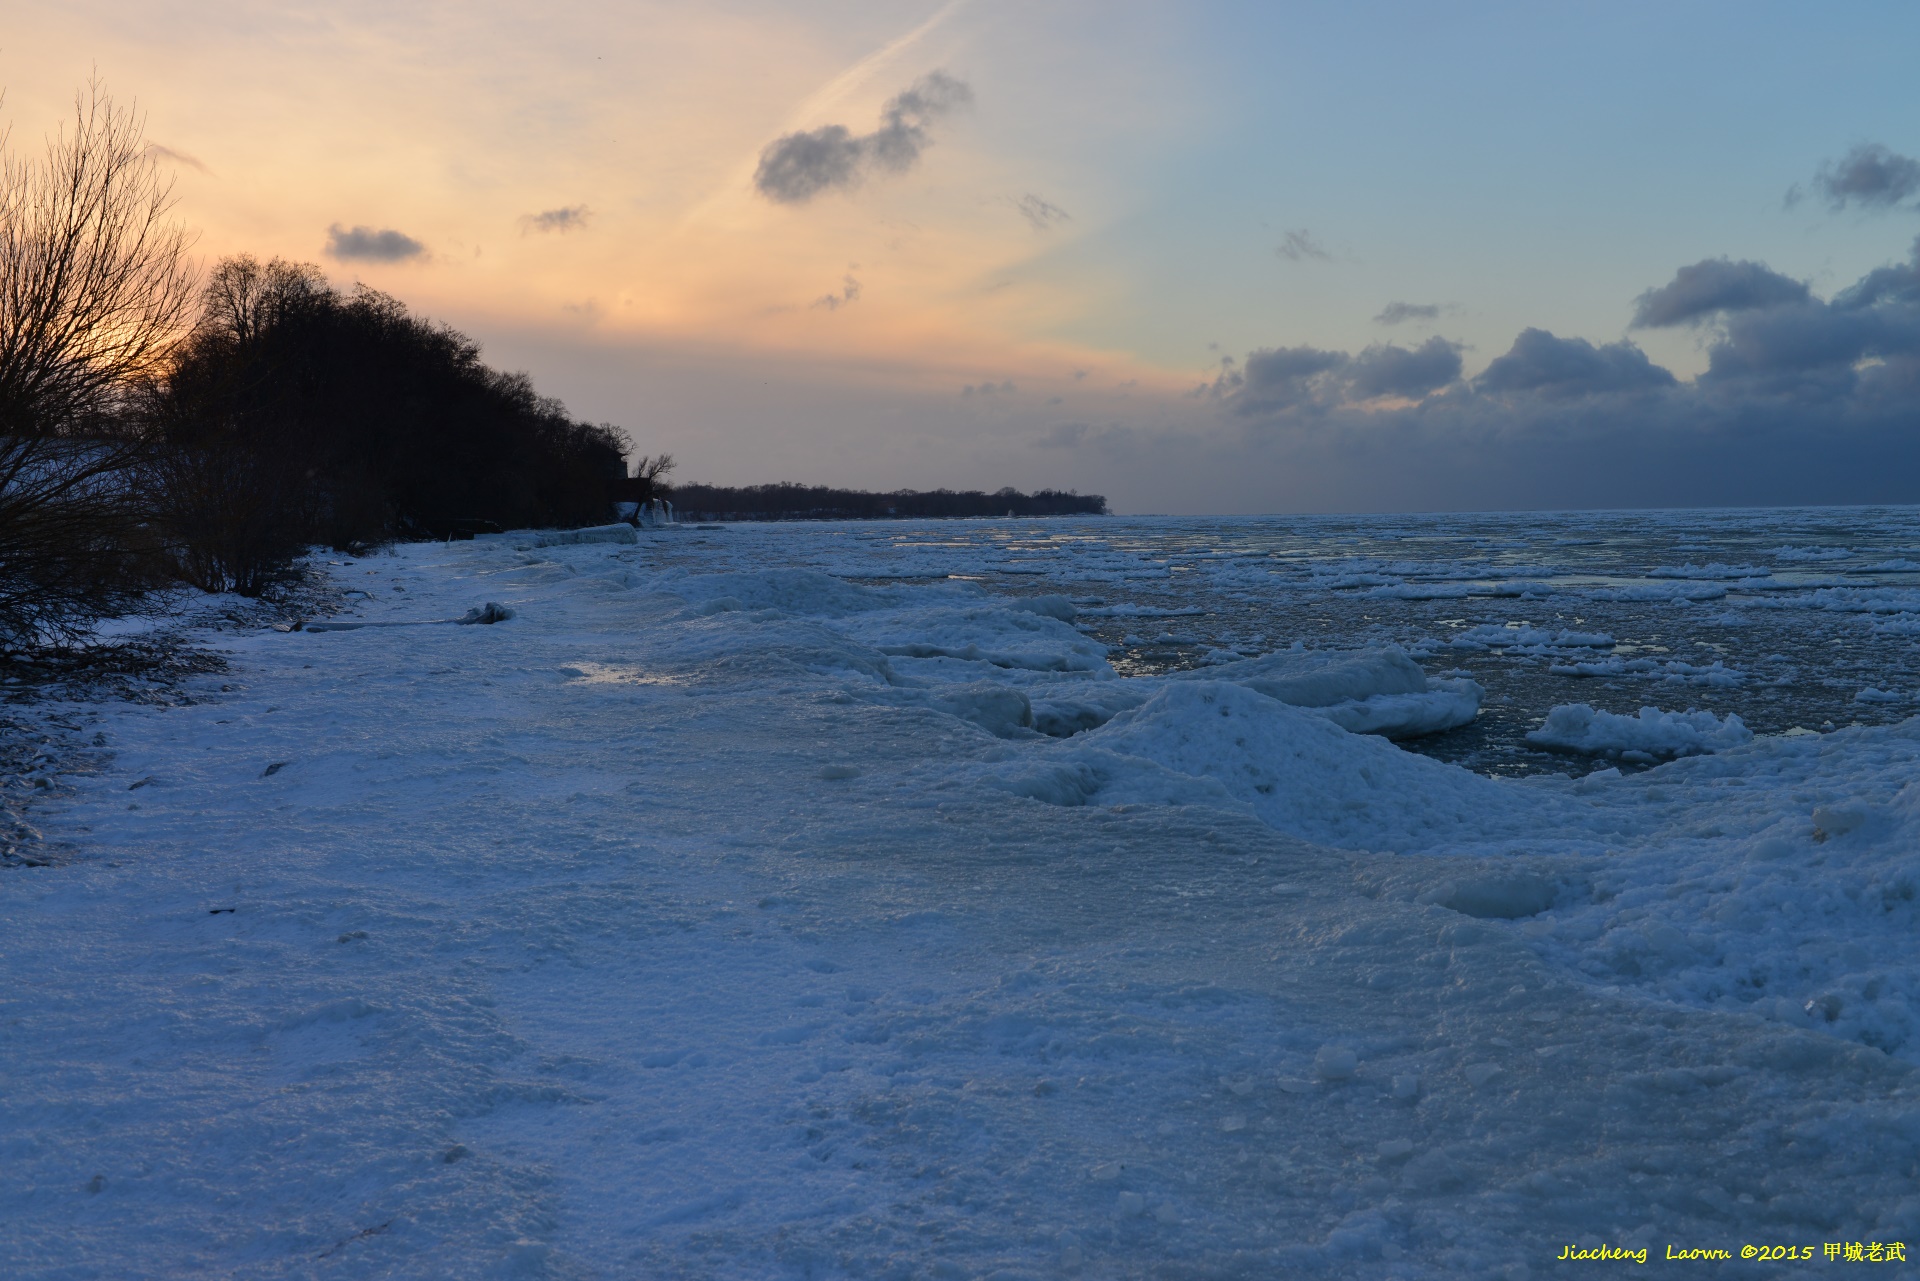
[
  {"xmin": 1526, "ymin": 703, "xmax": 1754, "ymax": 760},
  {"xmin": 19, "ymin": 518, "xmax": 1920, "ymax": 1279}
]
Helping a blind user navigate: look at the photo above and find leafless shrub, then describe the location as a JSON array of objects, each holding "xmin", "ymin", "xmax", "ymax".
[
  {"xmin": 146, "ymin": 443, "xmax": 312, "ymax": 595},
  {"xmin": 0, "ymin": 82, "xmax": 196, "ymax": 649}
]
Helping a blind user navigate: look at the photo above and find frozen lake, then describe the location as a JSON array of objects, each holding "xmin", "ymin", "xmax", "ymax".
[
  {"xmin": 660, "ymin": 506, "xmax": 1920, "ymax": 778},
  {"xmin": 4, "ymin": 507, "xmax": 1917, "ymax": 1278}
]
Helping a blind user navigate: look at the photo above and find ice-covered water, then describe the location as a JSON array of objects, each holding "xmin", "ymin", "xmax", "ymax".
[
  {"xmin": 659, "ymin": 506, "xmax": 1920, "ymax": 776},
  {"xmin": 7, "ymin": 506, "xmax": 1920, "ymax": 1278}
]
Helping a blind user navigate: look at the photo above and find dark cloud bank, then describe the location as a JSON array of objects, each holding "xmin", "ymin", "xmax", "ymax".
[
  {"xmin": 755, "ymin": 72, "xmax": 972, "ymax": 204},
  {"xmin": 1196, "ymin": 233, "xmax": 1920, "ymax": 509},
  {"xmin": 325, "ymin": 224, "xmax": 426, "ymax": 263}
]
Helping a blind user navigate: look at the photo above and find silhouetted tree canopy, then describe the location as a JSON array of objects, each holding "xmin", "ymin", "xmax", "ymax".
[{"xmin": 146, "ymin": 256, "xmax": 628, "ymax": 550}]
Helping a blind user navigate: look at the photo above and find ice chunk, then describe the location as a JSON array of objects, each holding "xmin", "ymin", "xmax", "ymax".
[
  {"xmin": 1173, "ymin": 647, "xmax": 1428, "ymax": 707},
  {"xmin": 1308, "ymin": 677, "xmax": 1484, "ymax": 739},
  {"xmin": 1811, "ymin": 804, "xmax": 1868, "ymax": 839},
  {"xmin": 457, "ymin": 602, "xmax": 514, "ymax": 625},
  {"xmin": 1648, "ymin": 562, "xmax": 1771, "ymax": 579},
  {"xmin": 1314, "ymin": 1045, "xmax": 1357, "ymax": 1080},
  {"xmin": 1525, "ymin": 704, "xmax": 1753, "ymax": 760},
  {"xmin": 1160, "ymin": 647, "xmax": 1484, "ymax": 738},
  {"xmin": 854, "ymin": 605, "xmax": 1113, "ymax": 673}
]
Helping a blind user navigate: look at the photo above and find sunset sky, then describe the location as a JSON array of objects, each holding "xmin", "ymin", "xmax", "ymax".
[{"xmin": 11, "ymin": 1, "xmax": 1920, "ymax": 512}]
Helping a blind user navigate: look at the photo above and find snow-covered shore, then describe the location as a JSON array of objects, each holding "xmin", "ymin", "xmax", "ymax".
[{"xmin": 5, "ymin": 527, "xmax": 1918, "ymax": 1278}]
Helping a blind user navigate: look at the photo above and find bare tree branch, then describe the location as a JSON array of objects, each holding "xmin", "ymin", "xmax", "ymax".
[{"xmin": 0, "ymin": 81, "xmax": 197, "ymax": 650}]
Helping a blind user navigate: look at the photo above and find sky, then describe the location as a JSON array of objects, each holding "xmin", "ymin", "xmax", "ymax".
[{"xmin": 9, "ymin": 0, "xmax": 1920, "ymax": 513}]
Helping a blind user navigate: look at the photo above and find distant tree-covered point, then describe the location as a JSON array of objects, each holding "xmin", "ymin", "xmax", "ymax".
[{"xmin": 665, "ymin": 483, "xmax": 1107, "ymax": 522}]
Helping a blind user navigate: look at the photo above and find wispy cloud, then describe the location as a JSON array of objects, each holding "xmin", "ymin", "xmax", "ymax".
[
  {"xmin": 1789, "ymin": 143, "xmax": 1920, "ymax": 212},
  {"xmin": 1373, "ymin": 301, "xmax": 1440, "ymax": 326},
  {"xmin": 142, "ymin": 143, "xmax": 211, "ymax": 175},
  {"xmin": 754, "ymin": 72, "xmax": 973, "ymax": 204},
  {"xmin": 1274, "ymin": 229, "xmax": 1331, "ymax": 262},
  {"xmin": 1015, "ymin": 193, "xmax": 1070, "ymax": 231},
  {"xmin": 520, "ymin": 205, "xmax": 591, "ymax": 234},
  {"xmin": 325, "ymin": 224, "xmax": 427, "ymax": 262},
  {"xmin": 812, "ymin": 274, "xmax": 863, "ymax": 311}
]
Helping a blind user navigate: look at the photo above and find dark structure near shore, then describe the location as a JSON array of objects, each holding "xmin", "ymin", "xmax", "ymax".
[{"xmin": 665, "ymin": 483, "xmax": 1107, "ymax": 522}]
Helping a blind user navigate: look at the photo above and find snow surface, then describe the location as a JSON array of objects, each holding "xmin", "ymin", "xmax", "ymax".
[{"xmin": 6, "ymin": 525, "xmax": 1920, "ymax": 1278}]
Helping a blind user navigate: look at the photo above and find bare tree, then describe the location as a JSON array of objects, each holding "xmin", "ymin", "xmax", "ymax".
[
  {"xmin": 0, "ymin": 82, "xmax": 196, "ymax": 649},
  {"xmin": 632, "ymin": 452, "xmax": 674, "ymax": 495}
]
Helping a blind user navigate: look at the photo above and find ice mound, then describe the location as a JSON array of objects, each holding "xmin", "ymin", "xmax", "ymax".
[
  {"xmin": 1310, "ymin": 678, "xmax": 1484, "ymax": 739},
  {"xmin": 1169, "ymin": 647, "xmax": 1427, "ymax": 707},
  {"xmin": 846, "ymin": 605, "xmax": 1113, "ymax": 673},
  {"xmin": 1011, "ymin": 647, "xmax": 1482, "ymax": 741},
  {"xmin": 1535, "ymin": 722, "xmax": 1920, "ymax": 1057},
  {"xmin": 1526, "ymin": 703, "xmax": 1753, "ymax": 761},
  {"xmin": 989, "ymin": 681, "xmax": 1541, "ymax": 851},
  {"xmin": 1174, "ymin": 646, "xmax": 1481, "ymax": 739}
]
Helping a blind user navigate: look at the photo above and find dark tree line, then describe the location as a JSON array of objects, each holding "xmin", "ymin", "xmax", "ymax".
[
  {"xmin": 140, "ymin": 256, "xmax": 628, "ymax": 590},
  {"xmin": 665, "ymin": 482, "xmax": 1107, "ymax": 522}
]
